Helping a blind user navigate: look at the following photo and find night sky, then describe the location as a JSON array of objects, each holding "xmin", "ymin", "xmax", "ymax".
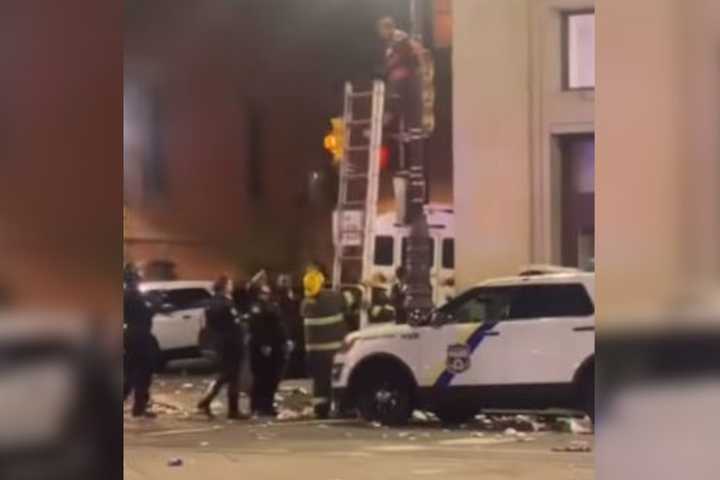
[{"xmin": 124, "ymin": 0, "xmax": 452, "ymax": 273}]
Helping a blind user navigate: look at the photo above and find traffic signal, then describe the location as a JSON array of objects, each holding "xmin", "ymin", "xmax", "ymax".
[
  {"xmin": 323, "ymin": 117, "xmax": 345, "ymax": 164},
  {"xmin": 380, "ymin": 144, "xmax": 390, "ymax": 170}
]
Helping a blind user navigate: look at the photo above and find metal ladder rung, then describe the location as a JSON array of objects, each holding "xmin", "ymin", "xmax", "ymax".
[
  {"xmin": 346, "ymin": 146, "xmax": 370, "ymax": 152},
  {"xmin": 349, "ymin": 91, "xmax": 373, "ymax": 98},
  {"xmin": 340, "ymin": 201, "xmax": 366, "ymax": 208},
  {"xmin": 344, "ymin": 173, "xmax": 368, "ymax": 180}
]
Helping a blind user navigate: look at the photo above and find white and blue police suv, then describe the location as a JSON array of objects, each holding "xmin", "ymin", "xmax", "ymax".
[{"xmin": 332, "ymin": 268, "xmax": 595, "ymax": 425}]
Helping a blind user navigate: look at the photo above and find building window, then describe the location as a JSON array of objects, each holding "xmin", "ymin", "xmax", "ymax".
[
  {"xmin": 559, "ymin": 134, "xmax": 595, "ymax": 269},
  {"xmin": 563, "ymin": 10, "xmax": 595, "ymax": 90},
  {"xmin": 442, "ymin": 238, "xmax": 455, "ymax": 269},
  {"xmin": 374, "ymin": 236, "xmax": 395, "ymax": 266}
]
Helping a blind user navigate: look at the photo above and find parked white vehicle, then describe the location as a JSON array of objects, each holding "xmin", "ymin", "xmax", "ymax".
[
  {"xmin": 332, "ymin": 267, "xmax": 595, "ymax": 425},
  {"xmin": 370, "ymin": 203, "xmax": 455, "ymax": 306},
  {"xmin": 139, "ymin": 281, "xmax": 213, "ymax": 367}
]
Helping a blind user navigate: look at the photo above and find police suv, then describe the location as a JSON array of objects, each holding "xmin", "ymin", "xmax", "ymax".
[{"xmin": 332, "ymin": 267, "xmax": 595, "ymax": 425}]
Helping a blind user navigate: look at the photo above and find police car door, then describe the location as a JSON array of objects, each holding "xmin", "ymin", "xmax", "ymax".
[
  {"xmin": 497, "ymin": 282, "xmax": 595, "ymax": 384},
  {"xmin": 153, "ymin": 288, "xmax": 210, "ymax": 351},
  {"xmin": 418, "ymin": 286, "xmax": 512, "ymax": 390}
]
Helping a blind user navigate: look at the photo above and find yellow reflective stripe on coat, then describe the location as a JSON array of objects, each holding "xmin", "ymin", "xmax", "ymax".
[
  {"xmin": 304, "ymin": 314, "xmax": 345, "ymax": 327},
  {"xmin": 305, "ymin": 341, "xmax": 343, "ymax": 352}
]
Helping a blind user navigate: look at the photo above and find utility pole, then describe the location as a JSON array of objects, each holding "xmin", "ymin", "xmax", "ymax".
[
  {"xmin": 410, "ymin": 0, "xmax": 423, "ymax": 42},
  {"xmin": 402, "ymin": 0, "xmax": 435, "ymax": 325}
]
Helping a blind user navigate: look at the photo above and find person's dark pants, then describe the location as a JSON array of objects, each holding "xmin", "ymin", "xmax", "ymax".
[
  {"xmin": 306, "ymin": 349, "xmax": 336, "ymax": 419},
  {"xmin": 123, "ymin": 332, "xmax": 156, "ymax": 416},
  {"xmin": 389, "ymin": 75, "xmax": 422, "ymax": 132},
  {"xmin": 250, "ymin": 348, "xmax": 284, "ymax": 415},
  {"xmin": 198, "ymin": 345, "xmax": 242, "ymax": 417}
]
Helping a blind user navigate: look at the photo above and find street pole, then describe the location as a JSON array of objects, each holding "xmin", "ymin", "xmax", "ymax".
[
  {"xmin": 410, "ymin": 0, "xmax": 423, "ymax": 42},
  {"xmin": 403, "ymin": 0, "xmax": 435, "ymax": 325}
]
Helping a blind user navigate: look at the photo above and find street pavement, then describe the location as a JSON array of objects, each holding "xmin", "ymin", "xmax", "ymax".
[{"xmin": 124, "ymin": 365, "xmax": 594, "ymax": 480}]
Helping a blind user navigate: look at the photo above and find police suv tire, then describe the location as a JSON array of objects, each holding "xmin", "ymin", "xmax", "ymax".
[
  {"xmin": 357, "ymin": 372, "xmax": 413, "ymax": 426},
  {"xmin": 581, "ymin": 369, "xmax": 595, "ymax": 424},
  {"xmin": 434, "ymin": 406, "xmax": 478, "ymax": 426}
]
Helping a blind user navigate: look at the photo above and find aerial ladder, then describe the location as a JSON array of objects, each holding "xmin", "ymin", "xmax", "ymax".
[
  {"xmin": 331, "ymin": 81, "xmax": 386, "ymax": 315},
  {"xmin": 331, "ymin": 17, "xmax": 436, "ymax": 329}
]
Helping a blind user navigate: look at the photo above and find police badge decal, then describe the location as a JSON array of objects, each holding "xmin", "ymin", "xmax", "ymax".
[{"xmin": 446, "ymin": 343, "xmax": 471, "ymax": 374}]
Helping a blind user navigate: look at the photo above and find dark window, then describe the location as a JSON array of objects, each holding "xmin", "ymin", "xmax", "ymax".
[
  {"xmin": 442, "ymin": 238, "xmax": 455, "ymax": 269},
  {"xmin": 374, "ymin": 236, "xmax": 394, "ymax": 266},
  {"xmin": 439, "ymin": 283, "xmax": 593, "ymax": 324},
  {"xmin": 401, "ymin": 237, "xmax": 435, "ymax": 267},
  {"xmin": 151, "ymin": 288, "xmax": 210, "ymax": 311},
  {"xmin": 439, "ymin": 286, "xmax": 514, "ymax": 325},
  {"xmin": 509, "ymin": 284, "xmax": 594, "ymax": 319}
]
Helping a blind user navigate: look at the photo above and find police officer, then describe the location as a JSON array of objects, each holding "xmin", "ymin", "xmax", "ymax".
[
  {"xmin": 275, "ymin": 274, "xmax": 303, "ymax": 378},
  {"xmin": 390, "ymin": 266, "xmax": 408, "ymax": 324},
  {"xmin": 197, "ymin": 275, "xmax": 246, "ymax": 420},
  {"xmin": 247, "ymin": 283, "xmax": 289, "ymax": 417},
  {"xmin": 300, "ymin": 266, "xmax": 348, "ymax": 419},
  {"xmin": 123, "ymin": 274, "xmax": 161, "ymax": 418}
]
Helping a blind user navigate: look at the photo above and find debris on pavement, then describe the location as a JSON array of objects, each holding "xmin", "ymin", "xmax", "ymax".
[
  {"xmin": 167, "ymin": 458, "xmax": 183, "ymax": 467},
  {"xmin": 200, "ymin": 441, "xmax": 210, "ymax": 447},
  {"xmin": 276, "ymin": 409, "xmax": 301, "ymax": 421},
  {"xmin": 412, "ymin": 410, "xmax": 430, "ymax": 422},
  {"xmin": 552, "ymin": 441, "xmax": 592, "ymax": 453},
  {"xmin": 555, "ymin": 417, "xmax": 593, "ymax": 434}
]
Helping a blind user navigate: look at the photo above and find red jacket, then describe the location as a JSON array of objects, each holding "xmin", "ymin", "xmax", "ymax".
[{"xmin": 385, "ymin": 30, "xmax": 420, "ymax": 82}]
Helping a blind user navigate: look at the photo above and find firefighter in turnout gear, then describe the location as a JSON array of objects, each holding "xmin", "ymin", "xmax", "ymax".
[
  {"xmin": 300, "ymin": 266, "xmax": 348, "ymax": 419},
  {"xmin": 197, "ymin": 275, "xmax": 246, "ymax": 420}
]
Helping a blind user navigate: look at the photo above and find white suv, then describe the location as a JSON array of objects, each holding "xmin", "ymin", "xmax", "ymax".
[
  {"xmin": 332, "ymin": 268, "xmax": 595, "ymax": 425},
  {"xmin": 138, "ymin": 281, "xmax": 213, "ymax": 368}
]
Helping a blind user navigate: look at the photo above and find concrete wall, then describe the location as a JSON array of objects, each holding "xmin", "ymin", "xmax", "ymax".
[
  {"xmin": 596, "ymin": 0, "xmax": 720, "ymax": 323},
  {"xmin": 453, "ymin": 0, "xmax": 593, "ymax": 290}
]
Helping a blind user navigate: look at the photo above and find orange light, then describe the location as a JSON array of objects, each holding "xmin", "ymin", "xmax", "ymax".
[{"xmin": 324, "ymin": 117, "xmax": 345, "ymax": 164}]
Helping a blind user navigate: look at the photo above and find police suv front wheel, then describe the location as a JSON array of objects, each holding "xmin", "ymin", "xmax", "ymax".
[{"xmin": 357, "ymin": 375, "xmax": 413, "ymax": 426}]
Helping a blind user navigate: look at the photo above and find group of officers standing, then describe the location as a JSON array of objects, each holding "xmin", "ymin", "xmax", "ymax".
[{"xmin": 123, "ymin": 262, "xmax": 349, "ymax": 421}]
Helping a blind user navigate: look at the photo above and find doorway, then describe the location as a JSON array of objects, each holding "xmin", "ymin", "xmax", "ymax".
[{"xmin": 558, "ymin": 134, "xmax": 595, "ymax": 270}]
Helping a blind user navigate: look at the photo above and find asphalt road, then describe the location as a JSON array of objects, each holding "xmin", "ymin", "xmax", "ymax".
[{"xmin": 124, "ymin": 368, "xmax": 594, "ymax": 480}]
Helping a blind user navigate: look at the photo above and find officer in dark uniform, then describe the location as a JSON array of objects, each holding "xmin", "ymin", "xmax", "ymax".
[
  {"xmin": 197, "ymin": 275, "xmax": 246, "ymax": 419},
  {"xmin": 247, "ymin": 284, "xmax": 289, "ymax": 417},
  {"xmin": 275, "ymin": 274, "xmax": 303, "ymax": 378},
  {"xmin": 123, "ymin": 275, "xmax": 161, "ymax": 418}
]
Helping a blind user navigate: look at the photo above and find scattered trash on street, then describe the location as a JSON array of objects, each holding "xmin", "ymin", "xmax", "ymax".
[
  {"xmin": 552, "ymin": 441, "xmax": 592, "ymax": 453},
  {"xmin": 167, "ymin": 458, "xmax": 183, "ymax": 467}
]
